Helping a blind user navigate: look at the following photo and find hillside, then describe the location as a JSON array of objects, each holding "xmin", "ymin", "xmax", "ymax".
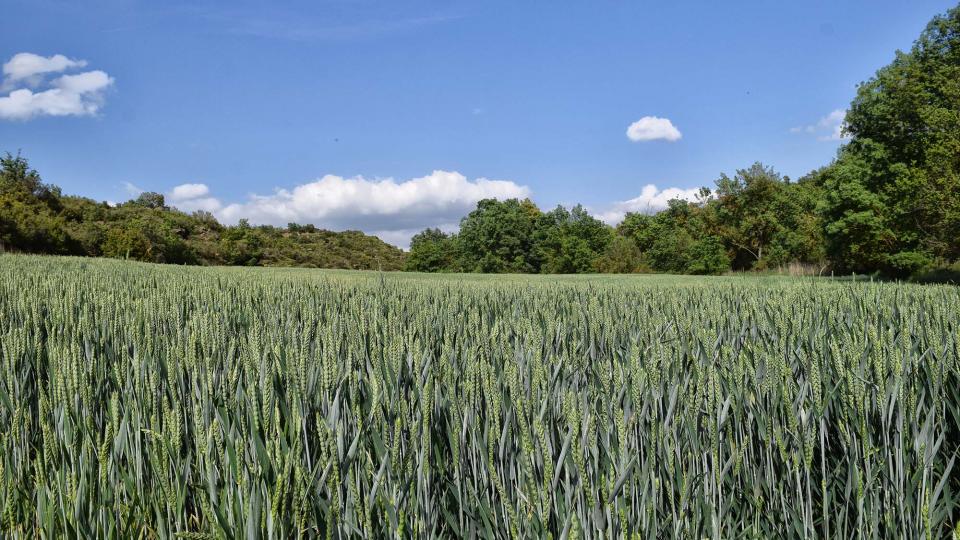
[{"xmin": 0, "ymin": 155, "xmax": 406, "ymax": 270}]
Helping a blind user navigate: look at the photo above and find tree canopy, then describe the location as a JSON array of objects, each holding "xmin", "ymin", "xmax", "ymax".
[{"xmin": 820, "ymin": 4, "xmax": 960, "ymax": 276}]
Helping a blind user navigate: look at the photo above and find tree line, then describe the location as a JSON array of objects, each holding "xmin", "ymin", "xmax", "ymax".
[
  {"xmin": 405, "ymin": 163, "xmax": 827, "ymax": 275},
  {"xmin": 0, "ymin": 157, "xmax": 406, "ymax": 270},
  {"xmin": 407, "ymin": 5, "xmax": 960, "ymax": 280}
]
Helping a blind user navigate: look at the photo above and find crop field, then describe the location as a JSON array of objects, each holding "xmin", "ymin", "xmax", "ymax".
[{"xmin": 0, "ymin": 255, "xmax": 958, "ymax": 538}]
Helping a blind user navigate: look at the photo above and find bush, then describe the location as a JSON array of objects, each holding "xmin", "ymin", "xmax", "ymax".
[
  {"xmin": 910, "ymin": 261, "xmax": 960, "ymax": 284},
  {"xmin": 686, "ymin": 236, "xmax": 731, "ymax": 275},
  {"xmin": 886, "ymin": 251, "xmax": 934, "ymax": 278}
]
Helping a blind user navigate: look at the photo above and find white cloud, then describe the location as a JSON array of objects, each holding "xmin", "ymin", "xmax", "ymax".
[
  {"xmin": 595, "ymin": 184, "xmax": 703, "ymax": 225},
  {"xmin": 3, "ymin": 53, "xmax": 87, "ymax": 86},
  {"xmin": 55, "ymin": 71, "xmax": 111, "ymax": 94},
  {"xmin": 170, "ymin": 183, "xmax": 211, "ymax": 201},
  {"xmin": 791, "ymin": 109, "xmax": 849, "ymax": 141},
  {"xmin": 216, "ymin": 171, "xmax": 529, "ymax": 233},
  {"xmin": 154, "ymin": 171, "xmax": 528, "ymax": 247},
  {"xmin": 177, "ymin": 196, "xmax": 223, "ymax": 213},
  {"xmin": 626, "ymin": 116, "xmax": 682, "ymax": 142},
  {"xmin": 167, "ymin": 183, "xmax": 222, "ymax": 213},
  {"xmin": 0, "ymin": 53, "xmax": 113, "ymax": 121}
]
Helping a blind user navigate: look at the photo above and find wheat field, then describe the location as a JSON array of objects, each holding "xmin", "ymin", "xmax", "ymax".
[{"xmin": 0, "ymin": 255, "xmax": 958, "ymax": 538}]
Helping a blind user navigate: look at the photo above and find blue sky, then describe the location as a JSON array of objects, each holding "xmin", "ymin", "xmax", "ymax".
[{"xmin": 1, "ymin": 0, "xmax": 955, "ymax": 246}]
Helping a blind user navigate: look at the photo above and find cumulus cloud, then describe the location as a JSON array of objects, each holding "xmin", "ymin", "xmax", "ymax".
[
  {"xmin": 158, "ymin": 171, "xmax": 528, "ymax": 248},
  {"xmin": 626, "ymin": 116, "xmax": 682, "ymax": 142},
  {"xmin": 170, "ymin": 183, "xmax": 211, "ymax": 201},
  {"xmin": 167, "ymin": 183, "xmax": 223, "ymax": 213},
  {"xmin": 3, "ymin": 53, "xmax": 87, "ymax": 86},
  {"xmin": 215, "ymin": 170, "xmax": 529, "ymax": 231},
  {"xmin": 790, "ymin": 109, "xmax": 848, "ymax": 141},
  {"xmin": 595, "ymin": 184, "xmax": 703, "ymax": 225},
  {"xmin": 0, "ymin": 53, "xmax": 113, "ymax": 121},
  {"xmin": 177, "ymin": 196, "xmax": 223, "ymax": 213}
]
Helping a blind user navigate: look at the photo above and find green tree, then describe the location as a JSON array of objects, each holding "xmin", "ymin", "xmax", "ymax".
[
  {"xmin": 535, "ymin": 205, "xmax": 613, "ymax": 273},
  {"xmin": 594, "ymin": 235, "xmax": 645, "ymax": 273},
  {"xmin": 0, "ymin": 151, "xmax": 407, "ymax": 269},
  {"xmin": 0, "ymin": 152, "xmax": 61, "ymax": 204},
  {"xmin": 822, "ymin": 4, "xmax": 960, "ymax": 275},
  {"xmin": 618, "ymin": 200, "xmax": 731, "ymax": 275},
  {"xmin": 102, "ymin": 222, "xmax": 153, "ymax": 260},
  {"xmin": 0, "ymin": 153, "xmax": 71, "ymax": 254},
  {"xmin": 405, "ymin": 228, "xmax": 456, "ymax": 272},
  {"xmin": 219, "ymin": 219, "xmax": 264, "ymax": 266},
  {"xmin": 685, "ymin": 236, "xmax": 730, "ymax": 275},
  {"xmin": 711, "ymin": 163, "xmax": 826, "ymax": 270},
  {"xmin": 132, "ymin": 192, "xmax": 167, "ymax": 209},
  {"xmin": 457, "ymin": 198, "xmax": 542, "ymax": 273}
]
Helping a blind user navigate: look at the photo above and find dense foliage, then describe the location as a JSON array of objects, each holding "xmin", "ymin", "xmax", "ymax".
[
  {"xmin": 0, "ymin": 154, "xmax": 405, "ymax": 270},
  {"xmin": 0, "ymin": 256, "xmax": 958, "ymax": 537},
  {"xmin": 820, "ymin": 5, "xmax": 960, "ymax": 276}
]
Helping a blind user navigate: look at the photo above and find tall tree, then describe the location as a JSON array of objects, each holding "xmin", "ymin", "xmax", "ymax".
[
  {"xmin": 713, "ymin": 163, "xmax": 825, "ymax": 270},
  {"xmin": 619, "ymin": 200, "xmax": 730, "ymax": 275},
  {"xmin": 457, "ymin": 198, "xmax": 542, "ymax": 273},
  {"xmin": 713, "ymin": 163, "xmax": 783, "ymax": 268},
  {"xmin": 822, "ymin": 4, "xmax": 960, "ymax": 275},
  {"xmin": 534, "ymin": 205, "xmax": 613, "ymax": 273}
]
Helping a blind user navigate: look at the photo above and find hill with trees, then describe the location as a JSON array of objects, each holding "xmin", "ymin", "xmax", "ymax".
[{"xmin": 0, "ymin": 155, "xmax": 406, "ymax": 270}]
